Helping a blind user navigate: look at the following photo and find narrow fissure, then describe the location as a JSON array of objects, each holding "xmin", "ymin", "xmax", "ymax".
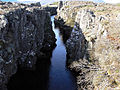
[
  {"xmin": 48, "ymin": 16, "xmax": 77, "ymax": 90},
  {"xmin": 7, "ymin": 16, "xmax": 77, "ymax": 90}
]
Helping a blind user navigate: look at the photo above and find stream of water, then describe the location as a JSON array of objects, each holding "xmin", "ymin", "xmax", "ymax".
[
  {"xmin": 48, "ymin": 16, "xmax": 77, "ymax": 90},
  {"xmin": 7, "ymin": 16, "xmax": 77, "ymax": 90}
]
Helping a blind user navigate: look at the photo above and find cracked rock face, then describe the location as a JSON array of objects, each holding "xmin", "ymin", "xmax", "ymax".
[
  {"xmin": 0, "ymin": 1, "xmax": 56, "ymax": 89},
  {"xmin": 58, "ymin": 2, "xmax": 120, "ymax": 90},
  {"xmin": 66, "ymin": 10, "xmax": 96, "ymax": 63},
  {"xmin": 66, "ymin": 26, "xmax": 87, "ymax": 63},
  {"xmin": 56, "ymin": 1, "xmax": 120, "ymax": 89}
]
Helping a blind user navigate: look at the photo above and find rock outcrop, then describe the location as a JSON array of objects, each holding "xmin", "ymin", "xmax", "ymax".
[
  {"xmin": 0, "ymin": 1, "xmax": 56, "ymax": 89},
  {"xmin": 42, "ymin": 6, "xmax": 57, "ymax": 16},
  {"xmin": 66, "ymin": 25, "xmax": 87, "ymax": 63},
  {"xmin": 55, "ymin": 1, "xmax": 120, "ymax": 89},
  {"xmin": 28, "ymin": 2, "xmax": 41, "ymax": 7},
  {"xmin": 54, "ymin": 1, "xmax": 97, "ymax": 43},
  {"xmin": 66, "ymin": 10, "xmax": 98, "ymax": 89}
]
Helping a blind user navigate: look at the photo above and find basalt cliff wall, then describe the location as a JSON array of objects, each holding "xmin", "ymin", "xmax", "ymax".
[
  {"xmin": 42, "ymin": 6, "xmax": 57, "ymax": 16},
  {"xmin": 0, "ymin": 1, "xmax": 56, "ymax": 89},
  {"xmin": 56, "ymin": 1, "xmax": 120, "ymax": 89}
]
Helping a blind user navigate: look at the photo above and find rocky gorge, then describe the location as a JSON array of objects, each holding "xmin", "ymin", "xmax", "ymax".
[
  {"xmin": 0, "ymin": 0, "xmax": 120, "ymax": 90},
  {"xmin": 55, "ymin": 1, "xmax": 120, "ymax": 90}
]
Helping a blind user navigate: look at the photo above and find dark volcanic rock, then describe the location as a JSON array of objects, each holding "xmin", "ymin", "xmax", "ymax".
[
  {"xmin": 29, "ymin": 2, "xmax": 41, "ymax": 7},
  {"xmin": 58, "ymin": 1, "xmax": 63, "ymax": 10},
  {"xmin": 66, "ymin": 25, "xmax": 87, "ymax": 64},
  {"xmin": 43, "ymin": 6, "xmax": 57, "ymax": 16},
  {"xmin": 54, "ymin": 17, "xmax": 73, "ymax": 43},
  {"xmin": 0, "ymin": 1, "xmax": 56, "ymax": 89}
]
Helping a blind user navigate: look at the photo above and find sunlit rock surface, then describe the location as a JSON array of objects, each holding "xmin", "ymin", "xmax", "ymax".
[{"xmin": 55, "ymin": 1, "xmax": 120, "ymax": 89}]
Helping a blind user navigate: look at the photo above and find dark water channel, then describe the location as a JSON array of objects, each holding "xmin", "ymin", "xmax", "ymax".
[{"xmin": 7, "ymin": 16, "xmax": 77, "ymax": 90}]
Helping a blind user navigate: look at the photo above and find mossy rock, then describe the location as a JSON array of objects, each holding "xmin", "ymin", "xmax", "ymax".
[
  {"xmin": 64, "ymin": 5, "xmax": 70, "ymax": 9},
  {"xmin": 52, "ymin": 2, "xmax": 58, "ymax": 5},
  {"xmin": 65, "ymin": 18, "xmax": 75, "ymax": 27}
]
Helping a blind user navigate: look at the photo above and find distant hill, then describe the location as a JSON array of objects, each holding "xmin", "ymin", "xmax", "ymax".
[
  {"xmin": 17, "ymin": 0, "xmax": 104, "ymax": 5},
  {"xmin": 40, "ymin": 0, "xmax": 104, "ymax": 5}
]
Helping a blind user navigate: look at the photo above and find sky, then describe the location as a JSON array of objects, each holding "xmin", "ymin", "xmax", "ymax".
[{"xmin": 2, "ymin": 0, "xmax": 120, "ymax": 4}]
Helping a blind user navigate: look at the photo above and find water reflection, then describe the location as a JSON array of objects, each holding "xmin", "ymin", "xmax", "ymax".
[{"xmin": 48, "ymin": 16, "xmax": 77, "ymax": 90}]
